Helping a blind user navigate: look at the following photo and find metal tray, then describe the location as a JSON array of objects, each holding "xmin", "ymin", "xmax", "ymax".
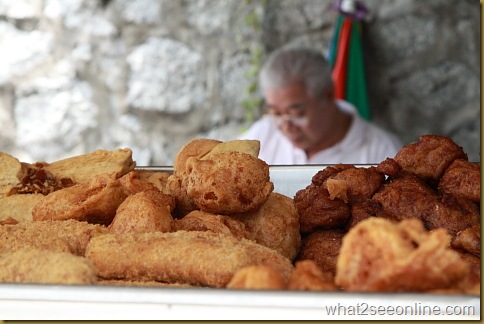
[{"xmin": 0, "ymin": 165, "xmax": 480, "ymax": 320}]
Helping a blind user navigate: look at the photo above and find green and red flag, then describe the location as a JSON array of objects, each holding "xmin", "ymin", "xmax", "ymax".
[{"xmin": 328, "ymin": 0, "xmax": 371, "ymax": 120}]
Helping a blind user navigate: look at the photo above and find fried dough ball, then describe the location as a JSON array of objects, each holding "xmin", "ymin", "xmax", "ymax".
[
  {"xmin": 226, "ymin": 265, "xmax": 286, "ymax": 290},
  {"xmin": 32, "ymin": 174, "xmax": 127, "ymax": 225},
  {"xmin": 296, "ymin": 229, "xmax": 345, "ymax": 275},
  {"xmin": 166, "ymin": 138, "xmax": 222, "ymax": 217},
  {"xmin": 287, "ymin": 260, "xmax": 338, "ymax": 291},
  {"xmin": 172, "ymin": 210, "xmax": 249, "ymax": 240},
  {"xmin": 109, "ymin": 190, "xmax": 175, "ymax": 234},
  {"xmin": 393, "ymin": 135, "xmax": 467, "ymax": 183},
  {"xmin": 335, "ymin": 218, "xmax": 470, "ymax": 292},
  {"xmin": 439, "ymin": 159, "xmax": 480, "ymax": 203},
  {"xmin": 231, "ymin": 192, "xmax": 301, "ymax": 261},
  {"xmin": 185, "ymin": 152, "xmax": 273, "ymax": 214},
  {"xmin": 322, "ymin": 166, "xmax": 384, "ymax": 204},
  {"xmin": 294, "ymin": 184, "xmax": 351, "ymax": 233},
  {"xmin": 451, "ymin": 225, "xmax": 480, "ymax": 257}
]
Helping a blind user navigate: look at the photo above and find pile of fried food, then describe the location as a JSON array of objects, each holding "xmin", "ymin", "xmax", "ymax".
[{"xmin": 0, "ymin": 135, "xmax": 480, "ymax": 295}]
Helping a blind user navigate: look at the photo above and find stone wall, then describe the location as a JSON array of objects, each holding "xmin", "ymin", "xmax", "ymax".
[{"xmin": 0, "ymin": 0, "xmax": 480, "ymax": 165}]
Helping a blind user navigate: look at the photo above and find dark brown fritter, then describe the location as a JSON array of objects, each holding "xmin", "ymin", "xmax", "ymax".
[
  {"xmin": 372, "ymin": 175, "xmax": 437, "ymax": 223},
  {"xmin": 296, "ymin": 229, "xmax": 345, "ymax": 275},
  {"xmin": 452, "ymin": 225, "xmax": 481, "ymax": 258},
  {"xmin": 439, "ymin": 159, "xmax": 480, "ymax": 203},
  {"xmin": 311, "ymin": 164, "xmax": 355, "ymax": 187},
  {"xmin": 375, "ymin": 157, "xmax": 402, "ymax": 177},
  {"xmin": 322, "ymin": 166, "xmax": 385, "ymax": 204},
  {"xmin": 294, "ymin": 184, "xmax": 351, "ymax": 233},
  {"xmin": 393, "ymin": 135, "xmax": 467, "ymax": 182},
  {"xmin": 372, "ymin": 176, "xmax": 480, "ymax": 236}
]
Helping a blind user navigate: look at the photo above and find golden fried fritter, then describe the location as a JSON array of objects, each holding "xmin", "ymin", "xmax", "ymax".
[
  {"xmin": 32, "ymin": 174, "xmax": 128, "ymax": 225},
  {"xmin": 287, "ymin": 260, "xmax": 338, "ymax": 291},
  {"xmin": 86, "ymin": 231, "xmax": 294, "ymax": 288},
  {"xmin": 135, "ymin": 169, "xmax": 171, "ymax": 194},
  {"xmin": 109, "ymin": 190, "xmax": 175, "ymax": 234},
  {"xmin": 185, "ymin": 152, "xmax": 273, "ymax": 214},
  {"xmin": 172, "ymin": 210, "xmax": 249, "ymax": 240},
  {"xmin": 43, "ymin": 148, "xmax": 135, "ymax": 185},
  {"xmin": 226, "ymin": 265, "xmax": 286, "ymax": 290},
  {"xmin": 393, "ymin": 135, "xmax": 467, "ymax": 183},
  {"xmin": 335, "ymin": 218, "xmax": 470, "ymax": 292},
  {"xmin": 0, "ymin": 193, "xmax": 43, "ymax": 223},
  {"xmin": 172, "ymin": 138, "xmax": 222, "ymax": 174},
  {"xmin": 439, "ymin": 159, "xmax": 480, "ymax": 203},
  {"xmin": 296, "ymin": 229, "xmax": 345, "ymax": 275},
  {"xmin": 294, "ymin": 184, "xmax": 351, "ymax": 233},
  {"xmin": 231, "ymin": 192, "xmax": 301, "ymax": 261},
  {"xmin": 0, "ymin": 219, "xmax": 108, "ymax": 255},
  {"xmin": 0, "ymin": 249, "xmax": 97, "ymax": 285},
  {"xmin": 119, "ymin": 171, "xmax": 161, "ymax": 195}
]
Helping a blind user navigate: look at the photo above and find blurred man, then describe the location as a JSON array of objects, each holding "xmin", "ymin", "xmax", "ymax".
[{"xmin": 239, "ymin": 47, "xmax": 402, "ymax": 165}]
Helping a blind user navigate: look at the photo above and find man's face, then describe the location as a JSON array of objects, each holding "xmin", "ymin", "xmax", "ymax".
[{"xmin": 264, "ymin": 82, "xmax": 331, "ymax": 151}]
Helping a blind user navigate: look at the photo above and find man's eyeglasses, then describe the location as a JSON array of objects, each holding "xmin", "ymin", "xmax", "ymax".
[{"xmin": 265, "ymin": 112, "xmax": 308, "ymax": 127}]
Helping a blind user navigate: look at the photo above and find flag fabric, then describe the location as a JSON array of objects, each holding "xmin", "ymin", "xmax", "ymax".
[{"xmin": 328, "ymin": 0, "xmax": 371, "ymax": 120}]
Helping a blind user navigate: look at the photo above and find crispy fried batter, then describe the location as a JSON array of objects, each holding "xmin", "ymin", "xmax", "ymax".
[
  {"xmin": 439, "ymin": 159, "xmax": 480, "ymax": 203},
  {"xmin": 335, "ymin": 218, "xmax": 470, "ymax": 292},
  {"xmin": 294, "ymin": 184, "xmax": 351, "ymax": 233},
  {"xmin": 185, "ymin": 151, "xmax": 273, "ymax": 214},
  {"xmin": 393, "ymin": 135, "xmax": 467, "ymax": 182},
  {"xmin": 287, "ymin": 260, "xmax": 338, "ymax": 291},
  {"xmin": 86, "ymin": 231, "xmax": 294, "ymax": 288},
  {"xmin": 231, "ymin": 192, "xmax": 301, "ymax": 261},
  {"xmin": 296, "ymin": 229, "xmax": 345, "ymax": 275},
  {"xmin": 0, "ymin": 249, "xmax": 97, "ymax": 284},
  {"xmin": 32, "ymin": 174, "xmax": 128, "ymax": 225},
  {"xmin": 109, "ymin": 190, "xmax": 175, "ymax": 234},
  {"xmin": 0, "ymin": 219, "xmax": 108, "ymax": 255},
  {"xmin": 226, "ymin": 265, "xmax": 286, "ymax": 290},
  {"xmin": 172, "ymin": 210, "xmax": 249, "ymax": 240}
]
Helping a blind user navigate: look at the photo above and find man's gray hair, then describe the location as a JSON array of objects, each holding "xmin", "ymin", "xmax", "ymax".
[{"xmin": 259, "ymin": 47, "xmax": 333, "ymax": 98}]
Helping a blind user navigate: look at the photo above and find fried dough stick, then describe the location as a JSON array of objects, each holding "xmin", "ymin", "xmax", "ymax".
[
  {"xmin": 86, "ymin": 231, "xmax": 294, "ymax": 288},
  {"xmin": 0, "ymin": 249, "xmax": 97, "ymax": 284},
  {"xmin": 0, "ymin": 219, "xmax": 108, "ymax": 255}
]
